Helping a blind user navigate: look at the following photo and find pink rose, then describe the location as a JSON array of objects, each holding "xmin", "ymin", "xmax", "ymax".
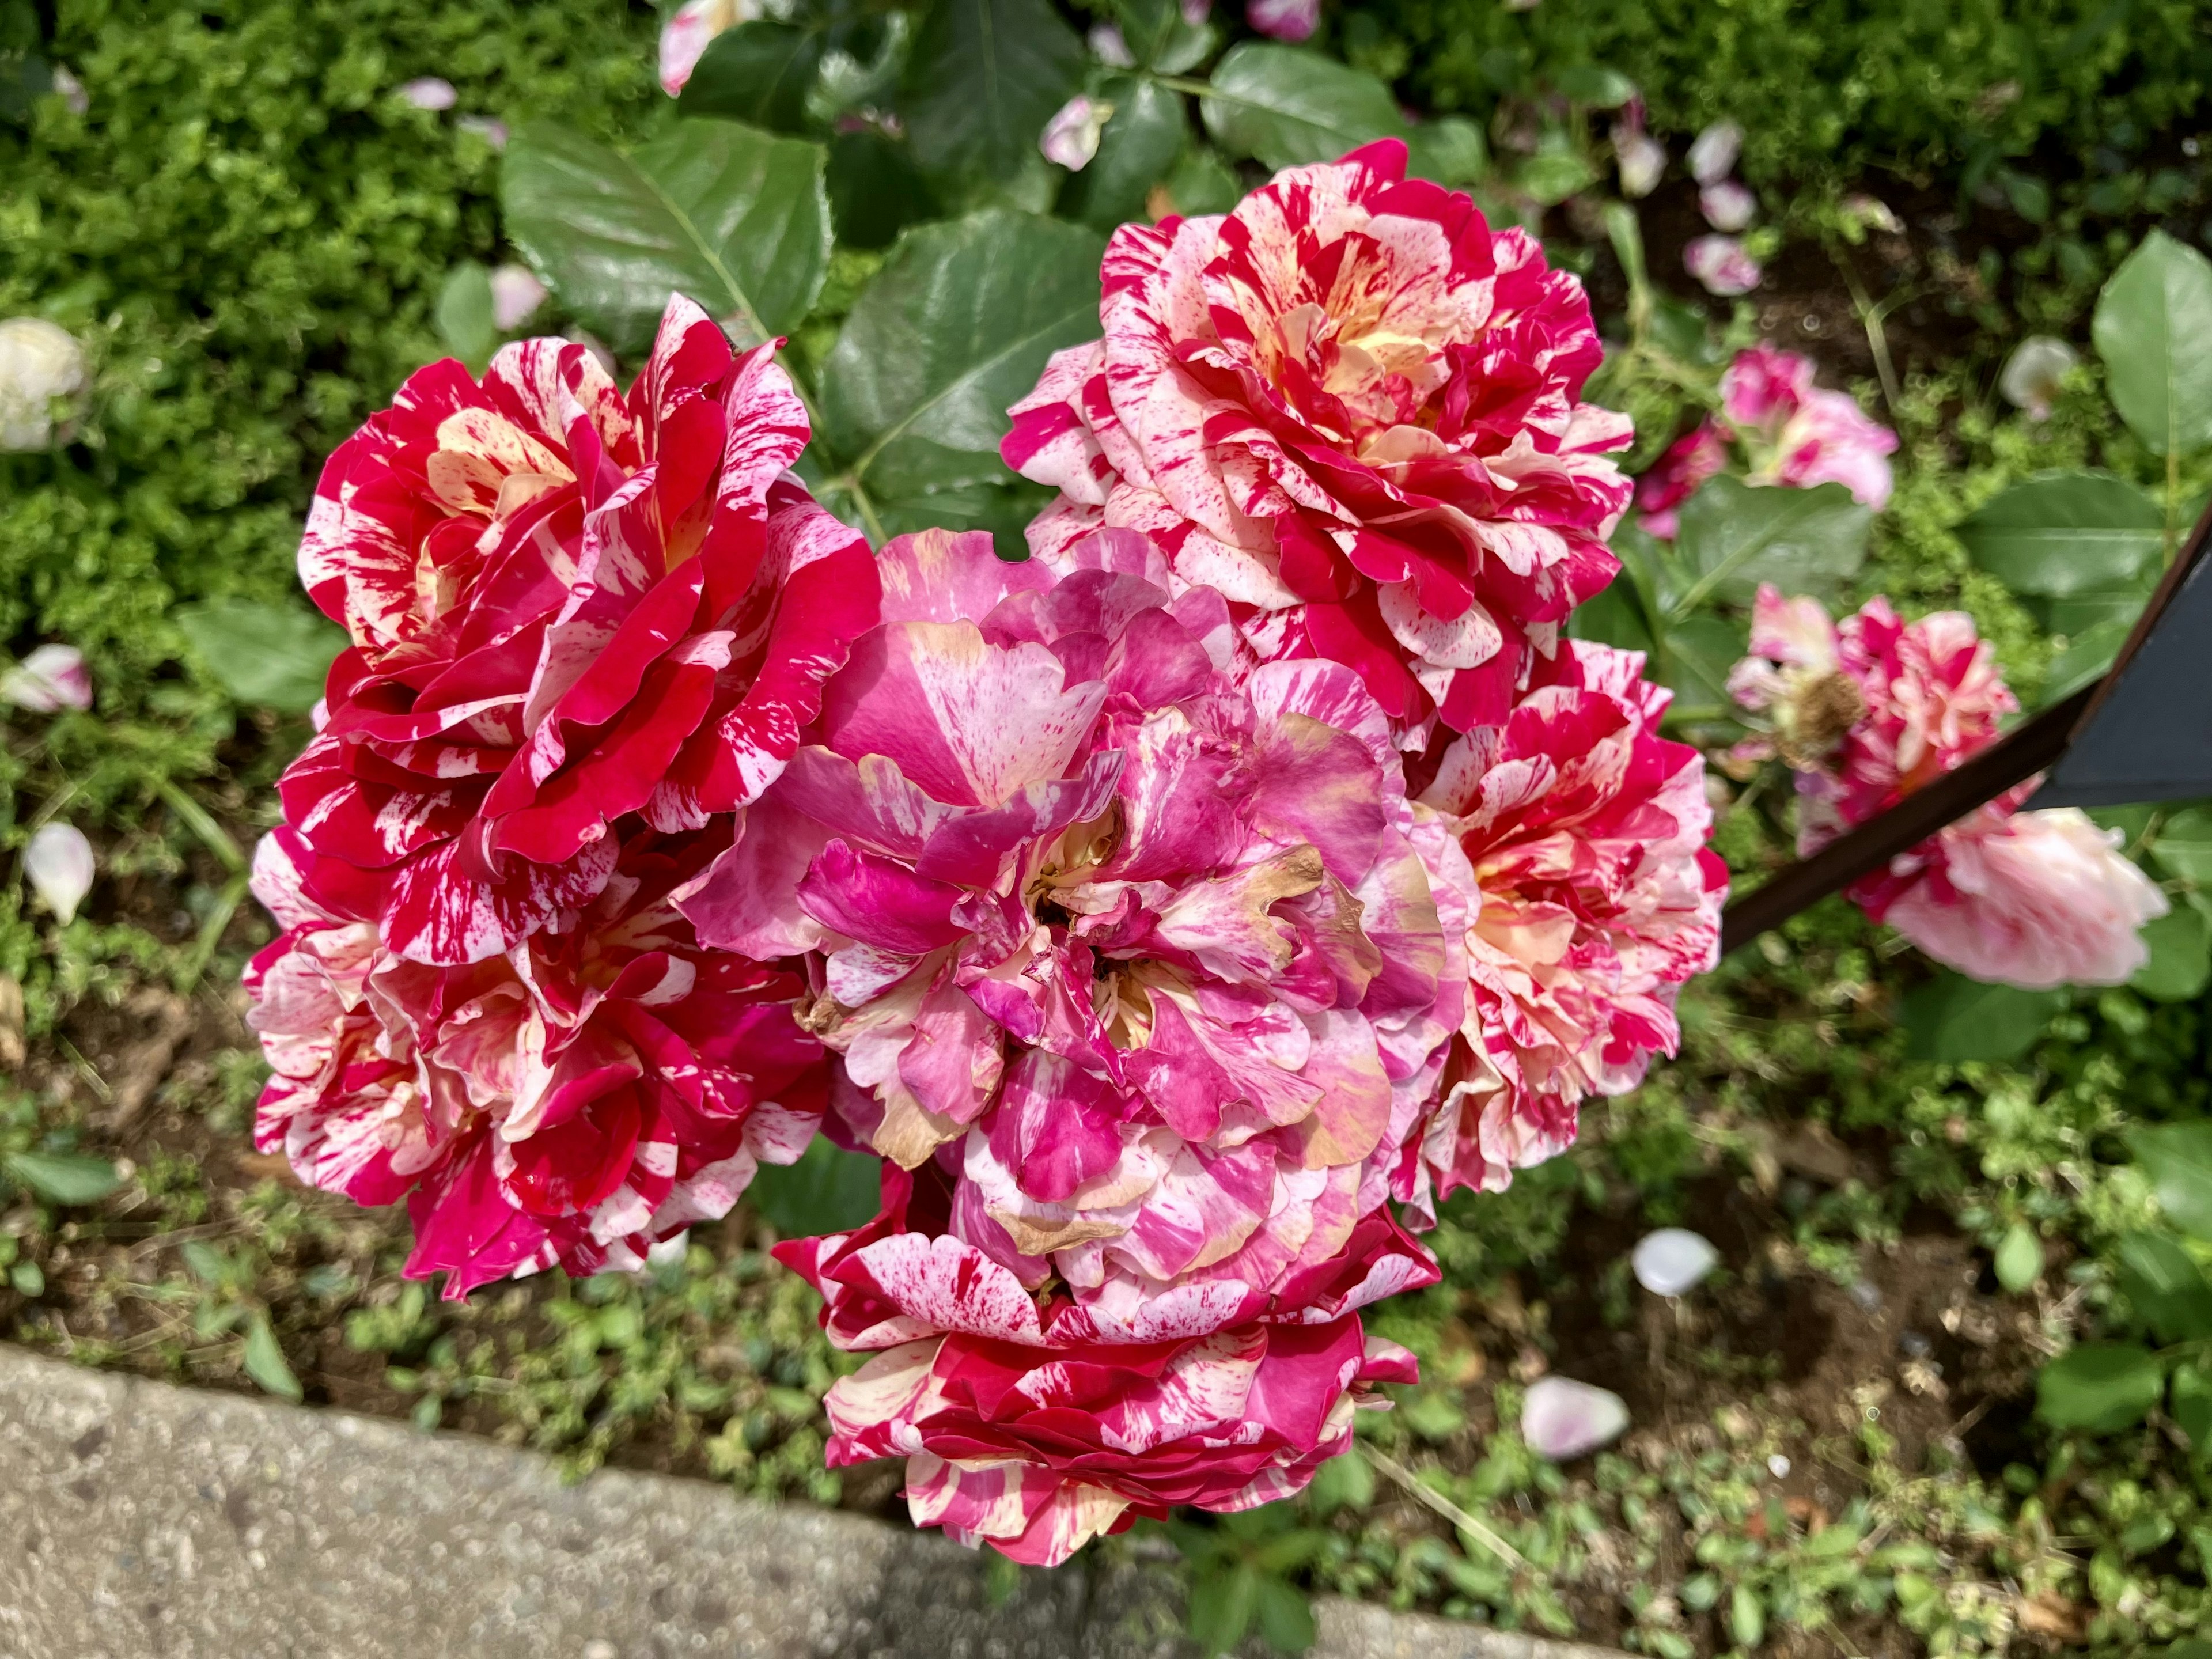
[
  {"xmin": 246, "ymin": 827, "xmax": 826, "ymax": 1298},
  {"xmin": 1001, "ymin": 140, "xmax": 1630, "ymax": 738},
  {"xmin": 278, "ymin": 298, "xmax": 880, "ymax": 966},
  {"xmin": 775, "ymin": 1160, "xmax": 1434, "ymax": 1564},
  {"xmin": 682, "ymin": 529, "xmax": 1463, "ymax": 1325},
  {"xmin": 1406, "ymin": 642, "xmax": 1725, "ymax": 1208},
  {"xmin": 1722, "ymin": 344, "xmax": 1896, "ymax": 510}
]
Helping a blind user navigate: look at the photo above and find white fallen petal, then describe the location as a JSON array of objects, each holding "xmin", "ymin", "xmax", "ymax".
[
  {"xmin": 1999, "ymin": 335, "xmax": 2080, "ymax": 421},
  {"xmin": 1632, "ymin": 1228, "xmax": 1720, "ymax": 1296},
  {"xmin": 1687, "ymin": 119, "xmax": 1743, "ymax": 185},
  {"xmin": 1615, "ymin": 128, "xmax": 1665, "ymax": 198},
  {"xmin": 490, "ymin": 264, "xmax": 548, "ymax": 333},
  {"xmin": 0, "ymin": 644, "xmax": 92, "ymax": 713},
  {"xmin": 26, "ymin": 822, "xmax": 94, "ymax": 925},
  {"xmin": 1699, "ymin": 180, "xmax": 1757, "ymax": 232},
  {"xmin": 400, "ymin": 77, "xmax": 457, "ymax": 111},
  {"xmin": 1684, "ymin": 234, "xmax": 1762, "ymax": 297},
  {"xmin": 1521, "ymin": 1376, "xmax": 1630, "ymax": 1460}
]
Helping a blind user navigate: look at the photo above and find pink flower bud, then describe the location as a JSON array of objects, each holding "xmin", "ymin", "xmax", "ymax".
[
  {"xmin": 1039, "ymin": 95, "xmax": 1111, "ymax": 171},
  {"xmin": 26, "ymin": 822, "xmax": 94, "ymax": 925},
  {"xmin": 1, "ymin": 645, "xmax": 92, "ymax": 713}
]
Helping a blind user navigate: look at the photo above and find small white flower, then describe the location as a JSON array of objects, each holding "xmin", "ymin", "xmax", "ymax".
[
  {"xmin": 1089, "ymin": 23, "xmax": 1135, "ymax": 67},
  {"xmin": 51, "ymin": 67, "xmax": 88, "ymax": 116},
  {"xmin": 1999, "ymin": 335, "xmax": 2080, "ymax": 421},
  {"xmin": 1521, "ymin": 1376, "xmax": 1630, "ymax": 1460},
  {"xmin": 1615, "ymin": 127, "xmax": 1666, "ymax": 199},
  {"xmin": 490, "ymin": 265, "xmax": 548, "ymax": 333},
  {"xmin": 0, "ymin": 317, "xmax": 88, "ymax": 452},
  {"xmin": 1699, "ymin": 180, "xmax": 1757, "ymax": 232},
  {"xmin": 1040, "ymin": 94, "xmax": 1112, "ymax": 172},
  {"xmin": 1632, "ymin": 1228, "xmax": 1720, "ymax": 1297},
  {"xmin": 0, "ymin": 645, "xmax": 93, "ymax": 714},
  {"xmin": 1685, "ymin": 234, "xmax": 1762, "ymax": 297},
  {"xmin": 26, "ymin": 822, "xmax": 94, "ymax": 925},
  {"xmin": 400, "ymin": 77, "xmax": 458, "ymax": 112},
  {"xmin": 1687, "ymin": 119, "xmax": 1743, "ymax": 185}
]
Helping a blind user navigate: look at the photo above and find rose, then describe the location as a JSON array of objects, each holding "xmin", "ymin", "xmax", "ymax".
[{"xmin": 278, "ymin": 297, "xmax": 878, "ymax": 966}]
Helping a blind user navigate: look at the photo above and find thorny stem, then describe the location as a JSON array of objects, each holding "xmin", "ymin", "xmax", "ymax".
[{"xmin": 1359, "ymin": 1444, "xmax": 1531, "ymax": 1570}]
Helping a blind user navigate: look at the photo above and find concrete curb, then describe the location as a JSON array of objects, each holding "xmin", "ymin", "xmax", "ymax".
[{"xmin": 0, "ymin": 1344, "xmax": 1625, "ymax": 1659}]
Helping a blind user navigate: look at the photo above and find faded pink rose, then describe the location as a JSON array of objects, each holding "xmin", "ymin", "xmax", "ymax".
[
  {"xmin": 1002, "ymin": 139, "xmax": 1630, "ymax": 740},
  {"xmin": 681, "ymin": 528, "xmax": 1461, "ymax": 1327},
  {"xmin": 1729, "ymin": 590, "xmax": 2164, "ymax": 987},
  {"xmin": 279, "ymin": 298, "xmax": 879, "ymax": 966},
  {"xmin": 1632, "ymin": 422, "xmax": 1727, "ymax": 540},
  {"xmin": 775, "ymin": 1160, "xmax": 1433, "ymax": 1565},
  {"xmin": 246, "ymin": 826, "xmax": 826, "ymax": 1298},
  {"xmin": 1404, "ymin": 641, "xmax": 1725, "ymax": 1207},
  {"xmin": 1722, "ymin": 344, "xmax": 1895, "ymax": 510}
]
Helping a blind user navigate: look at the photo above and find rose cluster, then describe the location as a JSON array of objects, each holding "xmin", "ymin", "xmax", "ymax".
[
  {"xmin": 1729, "ymin": 585, "xmax": 2166, "ymax": 987},
  {"xmin": 248, "ymin": 142, "xmax": 1726, "ymax": 1562}
]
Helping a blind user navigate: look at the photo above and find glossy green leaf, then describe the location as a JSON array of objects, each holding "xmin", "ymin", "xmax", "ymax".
[
  {"xmin": 244, "ymin": 1313, "xmax": 304, "ymax": 1403},
  {"xmin": 827, "ymin": 129, "xmax": 935, "ymax": 249},
  {"xmin": 175, "ymin": 598, "xmax": 343, "ymax": 714},
  {"xmin": 2130, "ymin": 902, "xmax": 2211, "ymax": 1002},
  {"xmin": 2171, "ymin": 1363, "xmax": 2212, "ymax": 1453},
  {"xmin": 1405, "ymin": 117, "xmax": 1488, "ymax": 185},
  {"xmin": 2130, "ymin": 1122, "xmax": 2212, "ymax": 1240},
  {"xmin": 1164, "ymin": 146, "xmax": 1243, "ymax": 215},
  {"xmin": 2036, "ymin": 1341, "xmax": 2165, "ymax": 1433},
  {"xmin": 1302, "ymin": 1450, "xmax": 1376, "ymax": 1516},
  {"xmin": 1729, "ymin": 1584, "xmax": 1766, "ymax": 1651},
  {"xmin": 5, "ymin": 1150, "xmax": 122, "ymax": 1206},
  {"xmin": 1994, "ymin": 1222, "xmax": 2043, "ymax": 1293},
  {"xmin": 1954, "ymin": 471, "xmax": 2165, "ymax": 596},
  {"xmin": 678, "ymin": 21, "xmax": 827, "ymax": 134},
  {"xmin": 746, "ymin": 1138, "xmax": 881, "ymax": 1236},
  {"xmin": 1255, "ymin": 1576, "xmax": 1317, "ymax": 1655},
  {"xmin": 2092, "ymin": 229, "xmax": 2212, "ymax": 456},
  {"xmin": 1200, "ymin": 44, "xmax": 1409, "ymax": 172},
  {"xmin": 1899, "ymin": 972, "xmax": 2063, "ymax": 1063},
  {"xmin": 1669, "ymin": 476, "xmax": 1871, "ymax": 615},
  {"xmin": 900, "ymin": 0, "xmax": 1084, "ymax": 186},
  {"xmin": 503, "ymin": 118, "xmax": 831, "ymax": 355},
  {"xmin": 1063, "ymin": 78, "xmax": 1185, "ymax": 230},
  {"xmin": 1188, "ymin": 1560, "xmax": 1262, "ymax": 1656},
  {"xmin": 2148, "ymin": 806, "xmax": 2212, "ymax": 884},
  {"xmin": 815, "ymin": 210, "xmax": 1104, "ymax": 546},
  {"xmin": 433, "ymin": 261, "xmax": 497, "ymax": 367},
  {"xmin": 1569, "ymin": 582, "xmax": 1657, "ymax": 657},
  {"xmin": 2040, "ymin": 611, "xmax": 2138, "ymax": 704},
  {"xmin": 1659, "ymin": 612, "xmax": 1749, "ymax": 715},
  {"xmin": 2115, "ymin": 1230, "xmax": 2212, "ymax": 1341}
]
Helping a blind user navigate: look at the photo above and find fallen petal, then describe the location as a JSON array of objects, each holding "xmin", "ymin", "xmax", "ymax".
[
  {"xmin": 399, "ymin": 77, "xmax": 457, "ymax": 112},
  {"xmin": 490, "ymin": 265, "xmax": 548, "ymax": 333},
  {"xmin": 1687, "ymin": 119, "xmax": 1743, "ymax": 185},
  {"xmin": 1, "ymin": 644, "xmax": 92, "ymax": 713},
  {"xmin": 1521, "ymin": 1375, "xmax": 1629, "ymax": 1460},
  {"xmin": 26, "ymin": 822, "xmax": 94, "ymax": 925},
  {"xmin": 1684, "ymin": 234, "xmax": 1762, "ymax": 297},
  {"xmin": 1631, "ymin": 1228, "xmax": 1719, "ymax": 1296},
  {"xmin": 1699, "ymin": 180, "xmax": 1756, "ymax": 232}
]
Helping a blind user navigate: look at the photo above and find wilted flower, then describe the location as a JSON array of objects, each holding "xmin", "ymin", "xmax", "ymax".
[
  {"xmin": 278, "ymin": 297, "xmax": 879, "ymax": 966},
  {"xmin": 26, "ymin": 823, "xmax": 94, "ymax": 924},
  {"xmin": 1730, "ymin": 590, "xmax": 2166, "ymax": 987},
  {"xmin": 660, "ymin": 0, "xmax": 755, "ymax": 96},
  {"xmin": 1699, "ymin": 180, "xmax": 1756, "ymax": 232},
  {"xmin": 1521, "ymin": 1375, "xmax": 1628, "ymax": 1459},
  {"xmin": 488, "ymin": 264, "xmax": 548, "ymax": 332},
  {"xmin": 1406, "ymin": 642, "xmax": 1725, "ymax": 1208},
  {"xmin": 247, "ymin": 827, "xmax": 826, "ymax": 1298},
  {"xmin": 1088, "ymin": 23, "xmax": 1136, "ymax": 66},
  {"xmin": 50, "ymin": 67, "xmax": 87, "ymax": 116},
  {"xmin": 1039, "ymin": 94, "xmax": 1112, "ymax": 171},
  {"xmin": 1612, "ymin": 105, "xmax": 1665, "ymax": 199},
  {"xmin": 1684, "ymin": 234, "xmax": 1762, "ymax": 297},
  {"xmin": 0, "ymin": 317, "xmax": 88, "ymax": 452},
  {"xmin": 1631, "ymin": 1228, "xmax": 1719, "ymax": 1296},
  {"xmin": 399, "ymin": 77, "xmax": 457, "ymax": 112},
  {"xmin": 1686, "ymin": 120, "xmax": 1742, "ymax": 185},
  {"xmin": 685, "ymin": 529, "xmax": 1463, "ymax": 1325},
  {"xmin": 0, "ymin": 645, "xmax": 92, "ymax": 713},
  {"xmin": 1998, "ymin": 335, "xmax": 2080, "ymax": 421},
  {"xmin": 1247, "ymin": 0, "xmax": 1319, "ymax": 41},
  {"xmin": 1722, "ymin": 344, "xmax": 1896, "ymax": 509},
  {"xmin": 778, "ymin": 1159, "xmax": 1434, "ymax": 1563},
  {"xmin": 1002, "ymin": 140, "xmax": 1631, "ymax": 738},
  {"xmin": 1633, "ymin": 422, "xmax": 1728, "ymax": 540}
]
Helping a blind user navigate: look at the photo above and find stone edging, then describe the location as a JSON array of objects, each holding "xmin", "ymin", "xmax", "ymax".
[{"xmin": 0, "ymin": 1344, "xmax": 1627, "ymax": 1659}]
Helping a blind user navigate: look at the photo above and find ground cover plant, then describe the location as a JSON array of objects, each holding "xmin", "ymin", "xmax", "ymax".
[{"xmin": 6, "ymin": 0, "xmax": 2212, "ymax": 1653}]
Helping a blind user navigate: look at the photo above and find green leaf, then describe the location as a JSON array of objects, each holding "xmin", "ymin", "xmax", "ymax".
[
  {"xmin": 1954, "ymin": 471, "xmax": 2166, "ymax": 597},
  {"xmin": 2041, "ymin": 611, "xmax": 2137, "ymax": 704},
  {"xmin": 2129, "ymin": 1122, "xmax": 2212, "ymax": 1240},
  {"xmin": 747, "ymin": 1137, "xmax": 881, "ymax": 1236},
  {"xmin": 2115, "ymin": 1230, "xmax": 2212, "ymax": 1341},
  {"xmin": 679, "ymin": 21, "xmax": 828, "ymax": 134},
  {"xmin": 4, "ymin": 1150, "xmax": 123, "ymax": 1207},
  {"xmin": 2149, "ymin": 806, "xmax": 2212, "ymax": 885},
  {"xmin": 1729, "ymin": 1583, "xmax": 1767, "ymax": 1650},
  {"xmin": 175, "ymin": 597, "xmax": 344, "ymax": 713},
  {"xmin": 900, "ymin": 0, "xmax": 1084, "ymax": 187},
  {"xmin": 1163, "ymin": 146, "xmax": 1243, "ymax": 215},
  {"xmin": 503, "ymin": 118, "xmax": 831, "ymax": 356},
  {"xmin": 1302, "ymin": 1450, "xmax": 1375, "ymax": 1516},
  {"xmin": 2036, "ymin": 1342, "xmax": 2165, "ymax": 1434},
  {"xmin": 1062, "ymin": 78, "xmax": 1185, "ymax": 230},
  {"xmin": 1254, "ymin": 1576, "xmax": 1317, "ymax": 1655},
  {"xmin": 1404, "ymin": 117, "xmax": 1488, "ymax": 185},
  {"xmin": 1659, "ymin": 613, "xmax": 1749, "ymax": 715},
  {"xmin": 1899, "ymin": 972, "xmax": 2064, "ymax": 1063},
  {"xmin": 2171, "ymin": 1363, "xmax": 2212, "ymax": 1452},
  {"xmin": 1669, "ymin": 476, "xmax": 1872, "ymax": 615},
  {"xmin": 1187, "ymin": 1560, "xmax": 1261, "ymax": 1656},
  {"xmin": 434, "ymin": 261, "xmax": 497, "ymax": 368},
  {"xmin": 1568, "ymin": 582, "xmax": 1656, "ymax": 657},
  {"xmin": 815, "ymin": 209, "xmax": 1104, "ymax": 547},
  {"xmin": 1552, "ymin": 63, "xmax": 1635, "ymax": 107},
  {"xmin": 827, "ymin": 129, "xmax": 935, "ymax": 249},
  {"xmin": 1200, "ymin": 44, "xmax": 1409, "ymax": 173},
  {"xmin": 243, "ymin": 1313, "xmax": 304, "ymax": 1404},
  {"xmin": 2093, "ymin": 229, "xmax": 2212, "ymax": 457},
  {"xmin": 1994, "ymin": 1222, "xmax": 2043, "ymax": 1293},
  {"xmin": 2131, "ymin": 903, "xmax": 2211, "ymax": 1002}
]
